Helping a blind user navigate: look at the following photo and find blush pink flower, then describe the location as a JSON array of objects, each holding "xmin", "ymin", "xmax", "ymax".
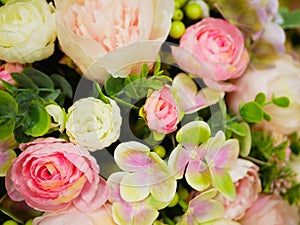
[
  {"xmin": 55, "ymin": 0, "xmax": 174, "ymax": 82},
  {"xmin": 239, "ymin": 194, "xmax": 299, "ymax": 225},
  {"xmin": 33, "ymin": 203, "xmax": 116, "ymax": 225},
  {"xmin": 224, "ymin": 159, "xmax": 261, "ymax": 220},
  {"xmin": 0, "ymin": 63, "xmax": 24, "ymax": 86},
  {"xmin": 5, "ymin": 137, "xmax": 108, "ymax": 212},
  {"xmin": 144, "ymin": 85, "xmax": 180, "ymax": 134},
  {"xmin": 172, "ymin": 18, "xmax": 250, "ymax": 92}
]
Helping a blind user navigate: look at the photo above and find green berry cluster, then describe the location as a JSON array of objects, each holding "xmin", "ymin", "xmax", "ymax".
[{"xmin": 170, "ymin": 0, "xmax": 203, "ymax": 39}]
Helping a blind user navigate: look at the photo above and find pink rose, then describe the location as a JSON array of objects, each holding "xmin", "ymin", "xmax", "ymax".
[
  {"xmin": 172, "ymin": 18, "xmax": 250, "ymax": 92},
  {"xmin": 55, "ymin": 0, "xmax": 174, "ymax": 82},
  {"xmin": 0, "ymin": 63, "xmax": 24, "ymax": 86},
  {"xmin": 239, "ymin": 194, "xmax": 299, "ymax": 225},
  {"xmin": 226, "ymin": 54, "xmax": 300, "ymax": 135},
  {"xmin": 144, "ymin": 85, "xmax": 180, "ymax": 134},
  {"xmin": 33, "ymin": 203, "xmax": 116, "ymax": 225},
  {"xmin": 5, "ymin": 137, "xmax": 108, "ymax": 212},
  {"xmin": 224, "ymin": 159, "xmax": 261, "ymax": 220}
]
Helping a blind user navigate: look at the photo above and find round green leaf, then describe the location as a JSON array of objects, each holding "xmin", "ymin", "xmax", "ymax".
[
  {"xmin": 272, "ymin": 96, "xmax": 290, "ymax": 108},
  {"xmin": 0, "ymin": 90, "xmax": 18, "ymax": 116},
  {"xmin": 254, "ymin": 92, "xmax": 266, "ymax": 105},
  {"xmin": 0, "ymin": 118, "xmax": 15, "ymax": 141},
  {"xmin": 23, "ymin": 102, "xmax": 50, "ymax": 137},
  {"xmin": 240, "ymin": 102, "xmax": 264, "ymax": 123}
]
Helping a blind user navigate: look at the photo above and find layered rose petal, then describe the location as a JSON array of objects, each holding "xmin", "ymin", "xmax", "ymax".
[
  {"xmin": 55, "ymin": 0, "xmax": 174, "ymax": 81},
  {"xmin": 5, "ymin": 137, "xmax": 108, "ymax": 212},
  {"xmin": 144, "ymin": 85, "xmax": 180, "ymax": 134},
  {"xmin": 172, "ymin": 18, "xmax": 249, "ymax": 92}
]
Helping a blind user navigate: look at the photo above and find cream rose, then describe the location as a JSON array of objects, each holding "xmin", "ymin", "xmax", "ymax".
[
  {"xmin": 66, "ymin": 97, "xmax": 122, "ymax": 151},
  {"xmin": 0, "ymin": 0, "xmax": 56, "ymax": 63},
  {"xmin": 227, "ymin": 54, "xmax": 300, "ymax": 135},
  {"xmin": 55, "ymin": 0, "xmax": 174, "ymax": 82}
]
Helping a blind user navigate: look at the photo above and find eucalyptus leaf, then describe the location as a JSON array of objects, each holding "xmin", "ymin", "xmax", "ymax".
[
  {"xmin": 0, "ymin": 90, "xmax": 18, "ymax": 117},
  {"xmin": 23, "ymin": 101, "xmax": 50, "ymax": 137},
  {"xmin": 50, "ymin": 74, "xmax": 73, "ymax": 99},
  {"xmin": 15, "ymin": 91, "xmax": 42, "ymax": 114},
  {"xmin": 11, "ymin": 72, "xmax": 38, "ymax": 90},
  {"xmin": 272, "ymin": 95, "xmax": 290, "ymax": 108},
  {"xmin": 254, "ymin": 92, "xmax": 266, "ymax": 105},
  {"xmin": 240, "ymin": 102, "xmax": 264, "ymax": 123},
  {"xmin": 23, "ymin": 67, "xmax": 54, "ymax": 89},
  {"xmin": 279, "ymin": 7, "xmax": 300, "ymax": 29},
  {"xmin": 41, "ymin": 89, "xmax": 61, "ymax": 101}
]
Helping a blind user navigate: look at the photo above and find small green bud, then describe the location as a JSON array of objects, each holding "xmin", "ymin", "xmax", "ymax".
[
  {"xmin": 169, "ymin": 21, "xmax": 185, "ymax": 39},
  {"xmin": 2, "ymin": 220, "xmax": 18, "ymax": 225}
]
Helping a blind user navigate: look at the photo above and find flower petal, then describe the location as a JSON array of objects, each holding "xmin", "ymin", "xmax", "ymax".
[
  {"xmin": 186, "ymin": 160, "xmax": 211, "ymax": 191},
  {"xmin": 214, "ymin": 139, "xmax": 239, "ymax": 169},
  {"xmin": 205, "ymin": 131, "xmax": 226, "ymax": 165},
  {"xmin": 176, "ymin": 121, "xmax": 211, "ymax": 146},
  {"xmin": 168, "ymin": 144, "xmax": 190, "ymax": 179},
  {"xmin": 114, "ymin": 141, "xmax": 151, "ymax": 172},
  {"xmin": 120, "ymin": 172, "xmax": 150, "ymax": 202},
  {"xmin": 210, "ymin": 167, "xmax": 236, "ymax": 201}
]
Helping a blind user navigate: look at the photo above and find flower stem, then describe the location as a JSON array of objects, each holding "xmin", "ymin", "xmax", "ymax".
[{"xmin": 112, "ymin": 96, "xmax": 139, "ymax": 110}]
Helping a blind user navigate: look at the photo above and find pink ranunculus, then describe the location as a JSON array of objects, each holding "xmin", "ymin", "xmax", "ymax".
[
  {"xmin": 172, "ymin": 18, "xmax": 250, "ymax": 92},
  {"xmin": 224, "ymin": 159, "xmax": 261, "ymax": 220},
  {"xmin": 55, "ymin": 0, "xmax": 174, "ymax": 82},
  {"xmin": 144, "ymin": 85, "xmax": 180, "ymax": 134},
  {"xmin": 33, "ymin": 203, "xmax": 116, "ymax": 225},
  {"xmin": 0, "ymin": 63, "xmax": 24, "ymax": 86},
  {"xmin": 5, "ymin": 137, "xmax": 108, "ymax": 212},
  {"xmin": 226, "ymin": 54, "xmax": 300, "ymax": 135},
  {"xmin": 239, "ymin": 194, "xmax": 299, "ymax": 225}
]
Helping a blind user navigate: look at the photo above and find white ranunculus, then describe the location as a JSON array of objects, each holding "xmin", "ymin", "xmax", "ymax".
[
  {"xmin": 66, "ymin": 97, "xmax": 122, "ymax": 151},
  {"xmin": 227, "ymin": 54, "xmax": 300, "ymax": 135},
  {"xmin": 0, "ymin": 0, "xmax": 56, "ymax": 63}
]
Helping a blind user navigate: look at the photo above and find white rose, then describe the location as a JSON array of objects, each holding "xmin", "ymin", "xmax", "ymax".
[
  {"xmin": 0, "ymin": 0, "xmax": 56, "ymax": 63},
  {"xmin": 227, "ymin": 54, "xmax": 300, "ymax": 135},
  {"xmin": 66, "ymin": 97, "xmax": 122, "ymax": 151}
]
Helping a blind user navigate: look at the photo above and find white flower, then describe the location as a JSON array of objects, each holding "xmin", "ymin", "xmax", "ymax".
[
  {"xmin": 66, "ymin": 97, "xmax": 122, "ymax": 151},
  {"xmin": 0, "ymin": 0, "xmax": 56, "ymax": 63},
  {"xmin": 45, "ymin": 104, "xmax": 66, "ymax": 133}
]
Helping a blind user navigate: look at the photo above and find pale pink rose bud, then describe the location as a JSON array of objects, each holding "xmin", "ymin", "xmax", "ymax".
[{"xmin": 144, "ymin": 85, "xmax": 180, "ymax": 134}]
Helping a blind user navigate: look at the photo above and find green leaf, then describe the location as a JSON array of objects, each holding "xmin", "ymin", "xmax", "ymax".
[
  {"xmin": 272, "ymin": 95, "xmax": 290, "ymax": 108},
  {"xmin": 234, "ymin": 122, "xmax": 251, "ymax": 157},
  {"xmin": 23, "ymin": 68, "xmax": 55, "ymax": 89},
  {"xmin": 50, "ymin": 74, "xmax": 73, "ymax": 99},
  {"xmin": 0, "ymin": 118, "xmax": 15, "ymax": 142},
  {"xmin": 13, "ymin": 127, "xmax": 34, "ymax": 143},
  {"xmin": 263, "ymin": 111, "xmax": 271, "ymax": 121},
  {"xmin": 140, "ymin": 63, "xmax": 149, "ymax": 77},
  {"xmin": 10, "ymin": 72, "xmax": 38, "ymax": 90},
  {"xmin": 254, "ymin": 92, "xmax": 266, "ymax": 105},
  {"xmin": 240, "ymin": 102, "xmax": 264, "ymax": 123},
  {"xmin": 141, "ymin": 79, "xmax": 163, "ymax": 90},
  {"xmin": 227, "ymin": 121, "xmax": 247, "ymax": 136},
  {"xmin": 23, "ymin": 101, "xmax": 50, "ymax": 137},
  {"xmin": 0, "ymin": 79, "xmax": 19, "ymax": 95},
  {"xmin": 0, "ymin": 194, "xmax": 42, "ymax": 223},
  {"xmin": 15, "ymin": 91, "xmax": 42, "ymax": 114},
  {"xmin": 153, "ymin": 56, "xmax": 161, "ymax": 76},
  {"xmin": 279, "ymin": 7, "xmax": 300, "ymax": 29},
  {"xmin": 41, "ymin": 89, "xmax": 61, "ymax": 101},
  {"xmin": 104, "ymin": 75, "xmax": 125, "ymax": 97},
  {"xmin": 93, "ymin": 82, "xmax": 110, "ymax": 104}
]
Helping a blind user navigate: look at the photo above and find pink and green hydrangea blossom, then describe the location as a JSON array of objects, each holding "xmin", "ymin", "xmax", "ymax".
[
  {"xmin": 113, "ymin": 141, "xmax": 177, "ymax": 203},
  {"xmin": 177, "ymin": 189, "xmax": 225, "ymax": 225},
  {"xmin": 172, "ymin": 73, "xmax": 224, "ymax": 114},
  {"xmin": 0, "ymin": 136, "xmax": 17, "ymax": 176},
  {"xmin": 107, "ymin": 172, "xmax": 170, "ymax": 225},
  {"xmin": 169, "ymin": 121, "xmax": 239, "ymax": 200}
]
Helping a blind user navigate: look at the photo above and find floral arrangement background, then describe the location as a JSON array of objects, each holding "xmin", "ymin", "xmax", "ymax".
[{"xmin": 0, "ymin": 0, "xmax": 300, "ymax": 225}]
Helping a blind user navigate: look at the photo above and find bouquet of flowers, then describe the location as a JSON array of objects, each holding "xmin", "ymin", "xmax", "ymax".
[{"xmin": 0, "ymin": 0, "xmax": 300, "ymax": 224}]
